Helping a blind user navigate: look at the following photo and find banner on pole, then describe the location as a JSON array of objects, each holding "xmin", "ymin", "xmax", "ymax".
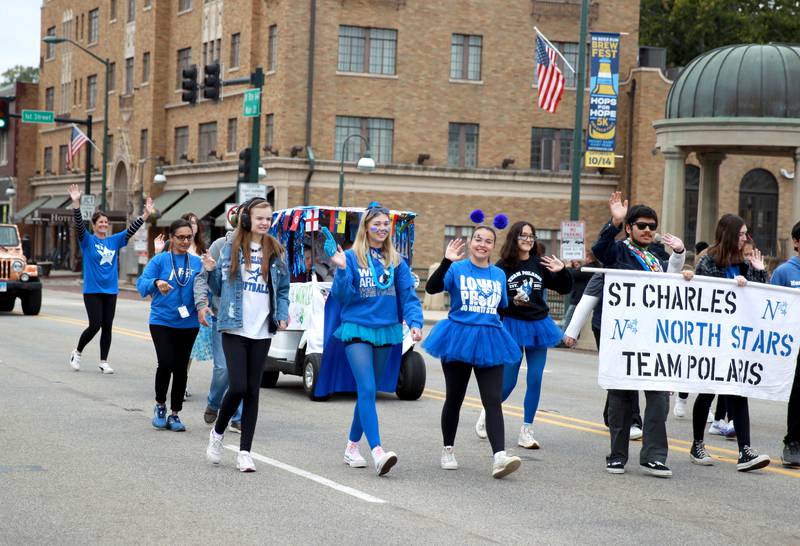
[
  {"xmin": 598, "ymin": 269, "xmax": 800, "ymax": 401},
  {"xmin": 585, "ymin": 32, "xmax": 620, "ymax": 169}
]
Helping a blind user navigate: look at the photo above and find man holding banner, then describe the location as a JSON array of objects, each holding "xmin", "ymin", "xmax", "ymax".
[{"xmin": 592, "ymin": 192, "xmax": 687, "ymax": 477}]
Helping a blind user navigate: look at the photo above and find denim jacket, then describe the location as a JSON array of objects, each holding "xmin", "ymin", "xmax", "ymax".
[{"xmin": 208, "ymin": 240, "xmax": 290, "ymax": 333}]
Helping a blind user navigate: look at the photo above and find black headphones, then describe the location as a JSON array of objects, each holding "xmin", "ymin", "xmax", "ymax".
[{"xmin": 236, "ymin": 197, "xmax": 268, "ymax": 232}]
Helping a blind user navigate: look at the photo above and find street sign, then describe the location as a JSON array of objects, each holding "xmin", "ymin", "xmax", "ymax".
[
  {"xmin": 80, "ymin": 194, "xmax": 96, "ymax": 221},
  {"xmin": 242, "ymin": 89, "xmax": 261, "ymax": 118},
  {"xmin": 21, "ymin": 110, "xmax": 55, "ymax": 124},
  {"xmin": 237, "ymin": 182, "xmax": 267, "ymax": 203},
  {"xmin": 560, "ymin": 220, "xmax": 586, "ymax": 261},
  {"xmin": 224, "ymin": 203, "xmax": 237, "ymax": 230}
]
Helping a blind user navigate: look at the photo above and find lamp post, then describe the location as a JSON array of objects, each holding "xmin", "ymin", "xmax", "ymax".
[
  {"xmin": 337, "ymin": 134, "xmax": 376, "ymax": 206},
  {"xmin": 137, "ymin": 155, "xmax": 167, "ymax": 211},
  {"xmin": 43, "ymin": 35, "xmax": 110, "ymax": 211}
]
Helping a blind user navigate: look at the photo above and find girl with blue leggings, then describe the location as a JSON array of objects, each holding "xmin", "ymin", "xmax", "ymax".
[
  {"xmin": 475, "ymin": 221, "xmax": 572, "ymax": 449},
  {"xmin": 322, "ymin": 204, "xmax": 423, "ymax": 476}
]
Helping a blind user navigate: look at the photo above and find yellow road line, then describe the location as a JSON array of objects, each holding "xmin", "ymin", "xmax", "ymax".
[{"xmin": 39, "ymin": 313, "xmax": 152, "ymax": 341}]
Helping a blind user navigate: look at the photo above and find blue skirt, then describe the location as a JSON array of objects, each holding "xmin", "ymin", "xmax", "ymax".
[
  {"xmin": 334, "ymin": 322, "xmax": 404, "ymax": 346},
  {"xmin": 503, "ymin": 316, "xmax": 563, "ymax": 349},
  {"xmin": 422, "ymin": 319, "xmax": 521, "ymax": 367}
]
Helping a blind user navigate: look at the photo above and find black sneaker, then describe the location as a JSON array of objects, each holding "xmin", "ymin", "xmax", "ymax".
[
  {"xmin": 606, "ymin": 460, "xmax": 625, "ymax": 474},
  {"xmin": 781, "ymin": 441, "xmax": 800, "ymax": 468},
  {"xmin": 689, "ymin": 441, "xmax": 714, "ymax": 466},
  {"xmin": 640, "ymin": 461, "xmax": 672, "ymax": 478},
  {"xmin": 737, "ymin": 446, "xmax": 770, "ymax": 472}
]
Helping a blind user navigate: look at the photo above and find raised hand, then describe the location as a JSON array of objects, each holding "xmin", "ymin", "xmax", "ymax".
[
  {"xmin": 153, "ymin": 234, "xmax": 166, "ymax": 254},
  {"xmin": 661, "ymin": 233, "xmax": 685, "ymax": 253},
  {"xmin": 68, "ymin": 184, "xmax": 82, "ymax": 207},
  {"xmin": 541, "ymin": 255, "xmax": 565, "ymax": 272},
  {"xmin": 609, "ymin": 191, "xmax": 628, "ymax": 227},
  {"xmin": 444, "ymin": 238, "xmax": 465, "ymax": 262},
  {"xmin": 201, "ymin": 250, "xmax": 217, "ymax": 272},
  {"xmin": 749, "ymin": 248, "xmax": 765, "ymax": 271},
  {"xmin": 331, "ymin": 245, "xmax": 346, "ymax": 270},
  {"xmin": 142, "ymin": 196, "xmax": 154, "ymax": 220}
]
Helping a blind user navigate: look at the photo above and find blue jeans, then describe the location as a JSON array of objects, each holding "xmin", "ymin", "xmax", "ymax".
[{"xmin": 207, "ymin": 319, "xmax": 242, "ymax": 422}]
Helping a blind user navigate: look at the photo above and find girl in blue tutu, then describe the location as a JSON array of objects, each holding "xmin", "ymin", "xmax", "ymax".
[
  {"xmin": 424, "ymin": 224, "xmax": 523, "ymax": 478},
  {"xmin": 474, "ymin": 221, "xmax": 572, "ymax": 450},
  {"xmin": 326, "ymin": 204, "xmax": 423, "ymax": 476}
]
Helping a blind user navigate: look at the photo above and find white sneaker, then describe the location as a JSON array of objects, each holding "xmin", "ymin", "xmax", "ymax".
[
  {"xmin": 237, "ymin": 450, "xmax": 256, "ymax": 472},
  {"xmin": 69, "ymin": 350, "xmax": 81, "ymax": 371},
  {"xmin": 184, "ymin": 386, "xmax": 192, "ymax": 400},
  {"xmin": 372, "ymin": 447, "xmax": 398, "ymax": 476},
  {"xmin": 630, "ymin": 426, "xmax": 643, "ymax": 441},
  {"xmin": 517, "ymin": 424, "xmax": 540, "ymax": 449},
  {"xmin": 98, "ymin": 362, "xmax": 114, "ymax": 374},
  {"xmin": 708, "ymin": 420, "xmax": 726, "ymax": 436},
  {"xmin": 492, "ymin": 450, "xmax": 521, "ymax": 479},
  {"xmin": 475, "ymin": 409, "xmax": 487, "ymax": 439},
  {"xmin": 343, "ymin": 441, "xmax": 367, "ymax": 468},
  {"xmin": 441, "ymin": 446, "xmax": 458, "ymax": 469},
  {"xmin": 206, "ymin": 429, "xmax": 223, "ymax": 464},
  {"xmin": 707, "ymin": 410, "xmax": 714, "ymax": 423},
  {"xmin": 673, "ymin": 397, "xmax": 687, "ymax": 418}
]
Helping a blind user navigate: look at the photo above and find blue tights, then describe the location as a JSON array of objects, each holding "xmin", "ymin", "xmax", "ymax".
[
  {"xmin": 345, "ymin": 343, "xmax": 392, "ymax": 449},
  {"xmin": 501, "ymin": 346, "xmax": 548, "ymax": 424}
]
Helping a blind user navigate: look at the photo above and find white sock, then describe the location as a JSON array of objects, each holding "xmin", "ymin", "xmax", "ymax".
[
  {"xmin": 212, "ymin": 430, "xmax": 223, "ymax": 440},
  {"xmin": 493, "ymin": 450, "xmax": 506, "ymax": 462},
  {"xmin": 347, "ymin": 441, "xmax": 359, "ymax": 450},
  {"xmin": 371, "ymin": 446, "xmax": 384, "ymax": 460}
]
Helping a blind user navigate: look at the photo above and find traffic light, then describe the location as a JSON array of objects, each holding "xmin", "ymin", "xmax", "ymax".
[
  {"xmin": 181, "ymin": 65, "xmax": 198, "ymax": 104},
  {"xmin": 237, "ymin": 148, "xmax": 252, "ymax": 182},
  {"xmin": 0, "ymin": 99, "xmax": 9, "ymax": 131},
  {"xmin": 203, "ymin": 62, "xmax": 221, "ymax": 101}
]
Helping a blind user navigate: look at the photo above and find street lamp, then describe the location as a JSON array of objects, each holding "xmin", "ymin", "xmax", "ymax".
[
  {"xmin": 338, "ymin": 134, "xmax": 375, "ymax": 206},
  {"xmin": 43, "ymin": 35, "xmax": 110, "ymax": 211}
]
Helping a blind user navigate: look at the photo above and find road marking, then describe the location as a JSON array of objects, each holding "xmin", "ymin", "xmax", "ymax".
[
  {"xmin": 223, "ymin": 445, "xmax": 387, "ymax": 504},
  {"xmin": 39, "ymin": 313, "xmax": 152, "ymax": 341}
]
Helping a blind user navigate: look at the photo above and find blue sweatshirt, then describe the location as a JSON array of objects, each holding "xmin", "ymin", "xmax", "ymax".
[
  {"xmin": 435, "ymin": 259, "xmax": 508, "ymax": 328},
  {"xmin": 331, "ymin": 249, "xmax": 423, "ymax": 329},
  {"xmin": 770, "ymin": 256, "xmax": 800, "ymax": 289},
  {"xmin": 136, "ymin": 251, "xmax": 202, "ymax": 328}
]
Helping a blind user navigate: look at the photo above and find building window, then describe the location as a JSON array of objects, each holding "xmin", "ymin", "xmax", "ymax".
[
  {"xmin": 58, "ymin": 145, "xmax": 69, "ymax": 174},
  {"xmin": 46, "ymin": 27, "xmax": 56, "ymax": 59},
  {"xmin": 450, "ymin": 34, "xmax": 482, "ymax": 81},
  {"xmin": 80, "ymin": 14, "xmax": 84, "ymax": 41},
  {"xmin": 739, "ymin": 169, "xmax": 779, "ymax": 256},
  {"xmin": 108, "ymin": 62, "xmax": 116, "ymax": 92},
  {"xmin": 0, "ymin": 131, "xmax": 7, "ymax": 165},
  {"xmin": 88, "ymin": 10, "xmax": 99, "ymax": 43},
  {"xmin": 176, "ymin": 47, "xmax": 191, "ymax": 89},
  {"xmin": 142, "ymin": 52, "xmax": 150, "ymax": 83},
  {"xmin": 338, "ymin": 26, "xmax": 397, "ymax": 75},
  {"xmin": 107, "ymin": 134, "xmax": 114, "ymax": 159},
  {"xmin": 265, "ymin": 114, "xmax": 274, "ymax": 151},
  {"xmin": 174, "ymin": 126, "xmax": 189, "ymax": 164},
  {"xmin": 226, "ymin": 118, "xmax": 237, "ymax": 153},
  {"xmin": 59, "ymin": 82, "xmax": 71, "ymax": 114},
  {"xmin": 202, "ymin": 39, "xmax": 221, "ymax": 67},
  {"xmin": 230, "ymin": 33, "xmax": 240, "ymax": 68},
  {"xmin": 268, "ymin": 25, "xmax": 277, "ymax": 71},
  {"xmin": 448, "ymin": 123, "xmax": 479, "ymax": 168},
  {"xmin": 144, "ymin": 0, "xmax": 152, "ymax": 8},
  {"xmin": 87, "ymin": 76, "xmax": 97, "ymax": 109},
  {"xmin": 179, "ymin": 0, "xmax": 192, "ymax": 12},
  {"xmin": 535, "ymin": 42, "xmax": 587, "ymax": 89},
  {"xmin": 124, "ymin": 57, "xmax": 134, "ymax": 95},
  {"xmin": 444, "ymin": 225, "xmax": 475, "ymax": 253},
  {"xmin": 335, "ymin": 116, "xmax": 393, "ymax": 164},
  {"xmin": 140, "ymin": 128, "xmax": 148, "ymax": 157},
  {"xmin": 127, "ymin": 0, "xmax": 135, "ymax": 22},
  {"xmin": 45, "ymin": 87, "xmax": 55, "ymax": 111},
  {"xmin": 78, "ymin": 78, "xmax": 82, "ymax": 104},
  {"xmin": 110, "ymin": 0, "xmax": 117, "ymax": 20},
  {"xmin": 198, "ymin": 122, "xmax": 217, "ymax": 161},
  {"xmin": 73, "ymin": 79, "xmax": 78, "ymax": 106},
  {"xmin": 44, "ymin": 147, "xmax": 53, "ymax": 174},
  {"xmin": 531, "ymin": 128, "xmax": 573, "ymax": 172}
]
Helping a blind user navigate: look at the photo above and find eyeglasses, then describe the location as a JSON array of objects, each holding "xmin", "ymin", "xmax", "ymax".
[
  {"xmin": 517, "ymin": 235, "xmax": 536, "ymax": 242},
  {"xmin": 172, "ymin": 235, "xmax": 193, "ymax": 242},
  {"xmin": 632, "ymin": 222, "xmax": 657, "ymax": 231}
]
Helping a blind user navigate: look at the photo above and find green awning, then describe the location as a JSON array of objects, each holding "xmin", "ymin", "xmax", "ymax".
[
  {"xmin": 39, "ymin": 195, "xmax": 70, "ymax": 209},
  {"xmin": 12, "ymin": 196, "xmax": 49, "ymax": 222},
  {"xmin": 151, "ymin": 189, "xmax": 188, "ymax": 218},
  {"xmin": 156, "ymin": 188, "xmax": 234, "ymax": 227}
]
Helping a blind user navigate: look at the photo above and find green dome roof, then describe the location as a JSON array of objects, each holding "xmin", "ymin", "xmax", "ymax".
[{"xmin": 666, "ymin": 44, "xmax": 800, "ymax": 119}]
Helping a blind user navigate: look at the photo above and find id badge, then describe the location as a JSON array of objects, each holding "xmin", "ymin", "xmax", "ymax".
[{"xmin": 178, "ymin": 305, "xmax": 190, "ymax": 319}]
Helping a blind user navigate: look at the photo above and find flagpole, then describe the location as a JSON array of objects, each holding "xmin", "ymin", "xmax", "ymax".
[
  {"xmin": 84, "ymin": 116, "xmax": 93, "ymax": 197},
  {"xmin": 73, "ymin": 123, "xmax": 101, "ymax": 154},
  {"xmin": 569, "ymin": 0, "xmax": 589, "ymax": 221},
  {"xmin": 534, "ymin": 27, "xmax": 576, "ymax": 73}
]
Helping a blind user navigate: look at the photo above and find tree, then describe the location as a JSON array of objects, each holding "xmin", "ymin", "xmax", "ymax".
[
  {"xmin": 640, "ymin": 0, "xmax": 800, "ymax": 68},
  {"xmin": 0, "ymin": 65, "xmax": 39, "ymax": 86}
]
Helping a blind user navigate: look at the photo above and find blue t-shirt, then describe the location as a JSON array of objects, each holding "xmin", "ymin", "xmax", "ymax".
[
  {"xmin": 443, "ymin": 259, "xmax": 508, "ymax": 327},
  {"xmin": 136, "ymin": 251, "xmax": 202, "ymax": 328},
  {"xmin": 771, "ymin": 256, "xmax": 800, "ymax": 289},
  {"xmin": 80, "ymin": 231, "xmax": 128, "ymax": 294}
]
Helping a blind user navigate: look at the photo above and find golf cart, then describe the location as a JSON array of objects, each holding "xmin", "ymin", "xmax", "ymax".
[{"xmin": 262, "ymin": 205, "xmax": 426, "ymax": 401}]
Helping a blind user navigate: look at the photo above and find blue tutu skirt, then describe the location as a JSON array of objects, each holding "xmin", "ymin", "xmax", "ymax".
[
  {"xmin": 422, "ymin": 319, "xmax": 522, "ymax": 367},
  {"xmin": 503, "ymin": 316, "xmax": 563, "ymax": 349},
  {"xmin": 334, "ymin": 322, "xmax": 404, "ymax": 346},
  {"xmin": 190, "ymin": 322, "xmax": 213, "ymax": 361}
]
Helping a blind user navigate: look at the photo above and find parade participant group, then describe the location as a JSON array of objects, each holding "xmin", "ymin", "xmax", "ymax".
[{"xmin": 66, "ymin": 184, "xmax": 800, "ymax": 477}]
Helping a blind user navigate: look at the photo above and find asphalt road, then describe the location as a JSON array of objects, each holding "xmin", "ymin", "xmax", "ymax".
[{"xmin": 2, "ymin": 287, "xmax": 799, "ymax": 545}]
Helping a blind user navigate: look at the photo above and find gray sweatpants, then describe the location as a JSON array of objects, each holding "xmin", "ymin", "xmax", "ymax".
[{"xmin": 607, "ymin": 389, "xmax": 669, "ymax": 466}]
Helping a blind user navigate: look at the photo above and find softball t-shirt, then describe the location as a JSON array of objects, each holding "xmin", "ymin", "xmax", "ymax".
[
  {"xmin": 443, "ymin": 259, "xmax": 508, "ymax": 327},
  {"xmin": 80, "ymin": 231, "xmax": 128, "ymax": 294},
  {"xmin": 228, "ymin": 242, "xmax": 272, "ymax": 339}
]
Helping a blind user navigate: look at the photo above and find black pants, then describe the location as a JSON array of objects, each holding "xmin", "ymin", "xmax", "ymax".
[
  {"xmin": 594, "ymin": 327, "xmax": 643, "ymax": 429},
  {"xmin": 441, "ymin": 360, "xmax": 505, "ymax": 454},
  {"xmin": 215, "ymin": 333, "xmax": 271, "ymax": 452},
  {"xmin": 679, "ymin": 393, "xmax": 728, "ymax": 420},
  {"xmin": 150, "ymin": 325, "xmax": 198, "ymax": 413},
  {"xmin": 77, "ymin": 293, "xmax": 117, "ymax": 360},
  {"xmin": 607, "ymin": 390, "xmax": 669, "ymax": 465},
  {"xmin": 693, "ymin": 393, "xmax": 751, "ymax": 449},
  {"xmin": 786, "ymin": 353, "xmax": 800, "ymax": 444}
]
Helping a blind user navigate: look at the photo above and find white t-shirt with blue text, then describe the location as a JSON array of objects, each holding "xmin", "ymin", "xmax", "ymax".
[{"xmin": 228, "ymin": 242, "xmax": 272, "ymax": 339}]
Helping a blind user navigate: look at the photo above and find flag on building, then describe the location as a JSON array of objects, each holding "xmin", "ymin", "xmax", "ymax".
[
  {"xmin": 66, "ymin": 125, "xmax": 90, "ymax": 170},
  {"xmin": 535, "ymin": 35, "xmax": 565, "ymax": 113},
  {"xmin": 304, "ymin": 208, "xmax": 320, "ymax": 231}
]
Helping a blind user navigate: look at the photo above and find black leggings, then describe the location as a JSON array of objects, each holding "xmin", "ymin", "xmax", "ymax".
[
  {"xmin": 77, "ymin": 293, "xmax": 118, "ymax": 360},
  {"xmin": 150, "ymin": 325, "xmax": 198, "ymax": 413},
  {"xmin": 216, "ymin": 333, "xmax": 271, "ymax": 452},
  {"xmin": 441, "ymin": 360, "xmax": 505, "ymax": 454},
  {"xmin": 693, "ymin": 393, "xmax": 751, "ymax": 449},
  {"xmin": 680, "ymin": 392, "xmax": 728, "ymax": 420}
]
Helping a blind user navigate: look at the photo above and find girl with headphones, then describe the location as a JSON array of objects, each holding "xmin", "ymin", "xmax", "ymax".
[{"xmin": 203, "ymin": 198, "xmax": 290, "ymax": 472}]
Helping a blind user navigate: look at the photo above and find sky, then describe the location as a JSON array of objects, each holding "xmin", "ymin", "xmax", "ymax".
[{"xmin": 0, "ymin": 3, "xmax": 42, "ymax": 76}]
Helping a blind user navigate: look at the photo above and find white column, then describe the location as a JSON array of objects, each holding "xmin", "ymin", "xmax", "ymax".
[
  {"xmin": 696, "ymin": 152, "xmax": 725, "ymax": 244},
  {"xmin": 793, "ymin": 148, "xmax": 800, "ymax": 223},
  {"xmin": 660, "ymin": 147, "xmax": 686, "ymax": 240}
]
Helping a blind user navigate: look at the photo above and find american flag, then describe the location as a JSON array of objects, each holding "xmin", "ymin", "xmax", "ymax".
[
  {"xmin": 535, "ymin": 36, "xmax": 565, "ymax": 113},
  {"xmin": 66, "ymin": 125, "xmax": 90, "ymax": 170}
]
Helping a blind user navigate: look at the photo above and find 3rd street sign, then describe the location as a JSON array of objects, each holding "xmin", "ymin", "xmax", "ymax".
[{"xmin": 21, "ymin": 110, "xmax": 55, "ymax": 124}]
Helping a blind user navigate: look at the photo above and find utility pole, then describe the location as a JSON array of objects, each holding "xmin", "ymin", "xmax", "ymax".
[{"xmin": 569, "ymin": 0, "xmax": 590, "ymax": 221}]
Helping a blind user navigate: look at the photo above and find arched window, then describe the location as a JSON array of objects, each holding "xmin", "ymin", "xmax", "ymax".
[
  {"xmin": 683, "ymin": 165, "xmax": 700, "ymax": 249},
  {"xmin": 739, "ymin": 169, "xmax": 778, "ymax": 255}
]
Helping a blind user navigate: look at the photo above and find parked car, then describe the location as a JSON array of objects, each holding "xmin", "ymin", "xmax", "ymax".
[{"xmin": 0, "ymin": 224, "xmax": 42, "ymax": 315}]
